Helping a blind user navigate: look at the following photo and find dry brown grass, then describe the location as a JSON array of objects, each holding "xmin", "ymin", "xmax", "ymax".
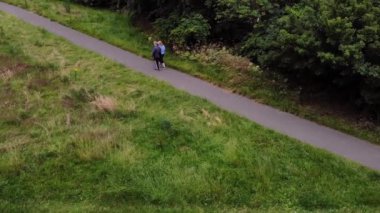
[
  {"xmin": 179, "ymin": 109, "xmax": 194, "ymax": 122},
  {"xmin": 200, "ymin": 108, "xmax": 224, "ymax": 126},
  {"xmin": 0, "ymin": 137, "xmax": 31, "ymax": 153},
  {"xmin": 27, "ymin": 75, "xmax": 50, "ymax": 90},
  {"xmin": 91, "ymin": 95, "xmax": 117, "ymax": 112},
  {"xmin": 0, "ymin": 55, "xmax": 29, "ymax": 80},
  {"xmin": 74, "ymin": 128, "xmax": 117, "ymax": 161},
  {"xmin": 179, "ymin": 46, "xmax": 253, "ymax": 73}
]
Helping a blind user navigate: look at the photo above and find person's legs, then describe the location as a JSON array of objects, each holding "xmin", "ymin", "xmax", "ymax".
[
  {"xmin": 159, "ymin": 54, "xmax": 163, "ymax": 67},
  {"xmin": 161, "ymin": 54, "xmax": 166, "ymax": 68},
  {"xmin": 155, "ymin": 59, "xmax": 160, "ymax": 70}
]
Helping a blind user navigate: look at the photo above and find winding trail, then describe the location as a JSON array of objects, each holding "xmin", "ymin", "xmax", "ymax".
[{"xmin": 1, "ymin": 2, "xmax": 379, "ymax": 171}]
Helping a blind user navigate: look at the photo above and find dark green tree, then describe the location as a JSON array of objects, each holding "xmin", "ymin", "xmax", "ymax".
[{"xmin": 244, "ymin": 0, "xmax": 380, "ymax": 120}]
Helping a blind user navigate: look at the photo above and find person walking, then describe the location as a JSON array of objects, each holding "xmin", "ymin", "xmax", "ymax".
[
  {"xmin": 152, "ymin": 41, "xmax": 161, "ymax": 71},
  {"xmin": 158, "ymin": 41, "xmax": 166, "ymax": 68}
]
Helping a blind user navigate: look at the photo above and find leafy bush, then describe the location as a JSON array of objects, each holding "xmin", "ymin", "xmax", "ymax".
[
  {"xmin": 244, "ymin": 0, "xmax": 380, "ymax": 120},
  {"xmin": 153, "ymin": 14, "xmax": 179, "ymax": 42},
  {"xmin": 155, "ymin": 13, "xmax": 210, "ymax": 47}
]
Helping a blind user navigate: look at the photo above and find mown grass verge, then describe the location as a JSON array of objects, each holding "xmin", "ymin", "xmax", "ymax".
[
  {"xmin": 2, "ymin": 0, "xmax": 380, "ymax": 145},
  {"xmin": 1, "ymin": 10, "xmax": 380, "ymax": 212}
]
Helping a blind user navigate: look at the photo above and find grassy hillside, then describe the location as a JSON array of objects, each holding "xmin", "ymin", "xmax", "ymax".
[
  {"xmin": 1, "ymin": 11, "xmax": 380, "ymax": 212},
  {"xmin": 2, "ymin": 0, "xmax": 380, "ymax": 145}
]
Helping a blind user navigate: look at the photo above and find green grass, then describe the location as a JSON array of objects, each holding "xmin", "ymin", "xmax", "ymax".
[
  {"xmin": 3, "ymin": 0, "xmax": 380, "ymax": 145},
  {"xmin": 1, "ymin": 11, "xmax": 380, "ymax": 212}
]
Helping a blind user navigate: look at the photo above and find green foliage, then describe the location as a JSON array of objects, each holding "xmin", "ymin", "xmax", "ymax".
[
  {"xmin": 212, "ymin": 0, "xmax": 298, "ymax": 26},
  {"xmin": 70, "ymin": 0, "xmax": 295, "ymax": 44},
  {"xmin": 244, "ymin": 0, "xmax": 380, "ymax": 120},
  {"xmin": 169, "ymin": 14, "xmax": 211, "ymax": 47},
  {"xmin": 72, "ymin": 0, "xmax": 119, "ymax": 8},
  {"xmin": 155, "ymin": 13, "xmax": 210, "ymax": 47},
  {"xmin": 63, "ymin": 0, "xmax": 71, "ymax": 13},
  {"xmin": 153, "ymin": 14, "xmax": 179, "ymax": 42}
]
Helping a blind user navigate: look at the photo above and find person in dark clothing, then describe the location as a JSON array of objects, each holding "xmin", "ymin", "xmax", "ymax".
[{"xmin": 152, "ymin": 41, "xmax": 161, "ymax": 71}]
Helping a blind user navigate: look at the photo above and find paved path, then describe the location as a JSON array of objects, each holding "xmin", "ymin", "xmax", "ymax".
[{"xmin": 1, "ymin": 2, "xmax": 379, "ymax": 171}]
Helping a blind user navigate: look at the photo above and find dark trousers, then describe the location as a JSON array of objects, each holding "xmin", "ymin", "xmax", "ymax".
[
  {"xmin": 154, "ymin": 58, "xmax": 160, "ymax": 70},
  {"xmin": 159, "ymin": 54, "xmax": 165, "ymax": 64}
]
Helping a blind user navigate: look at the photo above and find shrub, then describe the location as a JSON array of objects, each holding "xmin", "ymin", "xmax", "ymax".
[
  {"xmin": 153, "ymin": 13, "xmax": 179, "ymax": 42},
  {"xmin": 244, "ymin": 0, "xmax": 380, "ymax": 120},
  {"xmin": 155, "ymin": 13, "xmax": 210, "ymax": 48},
  {"xmin": 172, "ymin": 14, "xmax": 210, "ymax": 47}
]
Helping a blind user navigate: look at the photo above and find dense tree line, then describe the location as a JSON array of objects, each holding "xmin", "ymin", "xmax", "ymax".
[
  {"xmin": 72, "ymin": 0, "xmax": 380, "ymax": 121},
  {"xmin": 246, "ymin": 0, "xmax": 380, "ymax": 120}
]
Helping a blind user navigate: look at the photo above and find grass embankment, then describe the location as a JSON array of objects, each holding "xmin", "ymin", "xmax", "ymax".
[
  {"xmin": 1, "ymin": 11, "xmax": 380, "ymax": 212},
  {"xmin": 3, "ymin": 0, "xmax": 380, "ymax": 145}
]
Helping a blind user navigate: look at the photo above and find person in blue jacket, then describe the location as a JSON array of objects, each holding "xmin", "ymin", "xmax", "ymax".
[
  {"xmin": 158, "ymin": 41, "xmax": 166, "ymax": 68},
  {"xmin": 152, "ymin": 41, "xmax": 161, "ymax": 70}
]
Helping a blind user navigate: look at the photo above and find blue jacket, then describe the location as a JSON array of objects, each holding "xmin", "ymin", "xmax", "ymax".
[{"xmin": 159, "ymin": 44, "xmax": 166, "ymax": 55}]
